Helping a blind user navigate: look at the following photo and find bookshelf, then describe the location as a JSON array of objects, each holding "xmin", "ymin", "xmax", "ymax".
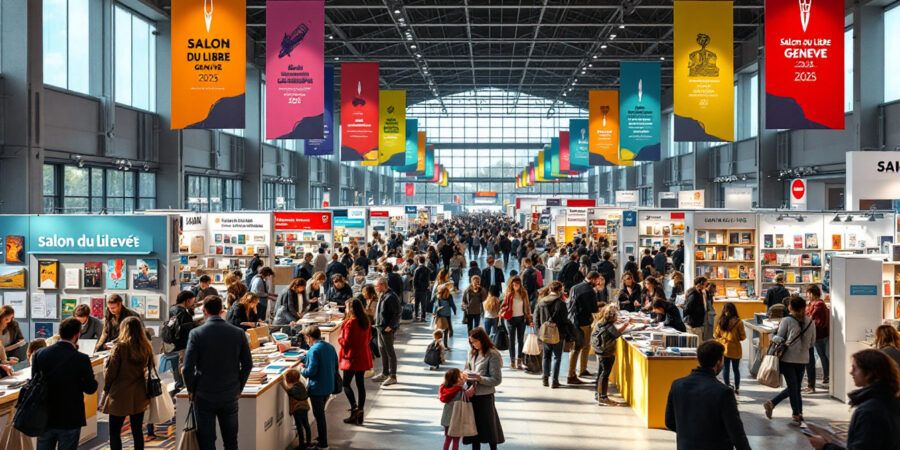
[
  {"xmin": 882, "ymin": 262, "xmax": 900, "ymax": 321},
  {"xmin": 637, "ymin": 211, "xmax": 686, "ymax": 260},
  {"xmin": 758, "ymin": 212, "xmax": 824, "ymax": 296},
  {"xmin": 694, "ymin": 228, "xmax": 756, "ymax": 299}
]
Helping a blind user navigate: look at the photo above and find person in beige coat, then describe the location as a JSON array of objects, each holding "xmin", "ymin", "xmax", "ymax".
[{"xmin": 102, "ymin": 316, "xmax": 153, "ymax": 450}]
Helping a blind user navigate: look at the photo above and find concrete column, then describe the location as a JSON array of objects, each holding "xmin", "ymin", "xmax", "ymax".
[
  {"xmin": 155, "ymin": 18, "xmax": 183, "ymax": 209},
  {"xmin": 853, "ymin": 3, "xmax": 886, "ymax": 151},
  {"xmin": 756, "ymin": 30, "xmax": 783, "ymax": 208},
  {"xmin": 243, "ymin": 66, "xmax": 262, "ymax": 210},
  {"xmin": 0, "ymin": 0, "xmax": 44, "ymax": 213}
]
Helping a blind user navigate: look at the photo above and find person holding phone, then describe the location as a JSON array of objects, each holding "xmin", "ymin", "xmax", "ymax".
[{"xmin": 463, "ymin": 327, "xmax": 504, "ymax": 450}]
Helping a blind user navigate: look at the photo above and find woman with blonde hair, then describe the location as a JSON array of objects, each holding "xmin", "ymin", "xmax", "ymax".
[
  {"xmin": 499, "ymin": 275, "xmax": 532, "ymax": 370},
  {"xmin": 103, "ymin": 316, "xmax": 154, "ymax": 449},
  {"xmin": 592, "ymin": 304, "xmax": 631, "ymax": 405},
  {"xmin": 306, "ymin": 271, "xmax": 328, "ymax": 310},
  {"xmin": 227, "ymin": 293, "xmax": 262, "ymax": 330},
  {"xmin": 225, "ymin": 279, "xmax": 248, "ymax": 310},
  {"xmin": 874, "ymin": 324, "xmax": 900, "ymax": 369}
]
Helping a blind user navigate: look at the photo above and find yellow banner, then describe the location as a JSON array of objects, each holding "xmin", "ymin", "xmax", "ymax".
[
  {"xmin": 376, "ymin": 90, "xmax": 406, "ymax": 166},
  {"xmin": 439, "ymin": 168, "xmax": 448, "ymax": 187},
  {"xmin": 416, "ymin": 131, "xmax": 426, "ymax": 172},
  {"xmin": 589, "ymin": 91, "xmax": 629, "ymax": 166},
  {"xmin": 536, "ymin": 151, "xmax": 546, "ymax": 182},
  {"xmin": 674, "ymin": 1, "xmax": 734, "ymax": 142}
]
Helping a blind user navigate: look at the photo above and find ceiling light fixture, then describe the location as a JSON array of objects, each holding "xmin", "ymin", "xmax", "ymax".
[
  {"xmin": 334, "ymin": 57, "xmax": 340, "ymax": 60},
  {"xmin": 619, "ymin": 24, "xmax": 626, "ymax": 29},
  {"xmin": 592, "ymin": 55, "xmax": 598, "ymax": 59},
  {"xmin": 588, "ymin": 64, "xmax": 593, "ymax": 67},
  {"xmin": 416, "ymin": 53, "xmax": 422, "ymax": 58},
  {"xmin": 600, "ymin": 44, "xmax": 607, "ymax": 49},
  {"xmin": 610, "ymin": 34, "xmax": 617, "ymax": 39},
  {"xmin": 410, "ymin": 44, "xmax": 417, "ymax": 49},
  {"xmin": 660, "ymin": 56, "xmax": 665, "ymax": 61},
  {"xmin": 394, "ymin": 9, "xmax": 401, "ymax": 14},
  {"xmin": 398, "ymin": 17, "xmax": 405, "ymax": 22}
]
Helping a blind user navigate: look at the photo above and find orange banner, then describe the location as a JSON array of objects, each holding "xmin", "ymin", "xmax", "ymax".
[
  {"xmin": 171, "ymin": 0, "xmax": 246, "ymax": 129},
  {"xmin": 589, "ymin": 90, "xmax": 628, "ymax": 166}
]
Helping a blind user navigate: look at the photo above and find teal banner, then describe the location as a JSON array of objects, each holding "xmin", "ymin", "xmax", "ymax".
[
  {"xmin": 333, "ymin": 217, "xmax": 365, "ymax": 228},
  {"xmin": 26, "ymin": 216, "xmax": 167, "ymax": 255},
  {"xmin": 393, "ymin": 119, "xmax": 418, "ymax": 172},
  {"xmin": 619, "ymin": 62, "xmax": 661, "ymax": 162},
  {"xmin": 568, "ymin": 119, "xmax": 590, "ymax": 170},
  {"xmin": 542, "ymin": 143, "xmax": 553, "ymax": 180}
]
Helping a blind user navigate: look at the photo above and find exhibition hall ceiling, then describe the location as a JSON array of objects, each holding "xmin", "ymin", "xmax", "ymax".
[{"xmin": 153, "ymin": 0, "xmax": 765, "ymax": 108}]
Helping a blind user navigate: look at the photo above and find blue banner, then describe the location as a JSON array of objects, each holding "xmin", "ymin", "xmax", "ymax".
[
  {"xmin": 333, "ymin": 217, "xmax": 365, "ymax": 228},
  {"xmin": 568, "ymin": 119, "xmax": 590, "ymax": 170},
  {"xmin": 619, "ymin": 62, "xmax": 661, "ymax": 162},
  {"xmin": 27, "ymin": 216, "xmax": 167, "ymax": 255},
  {"xmin": 305, "ymin": 65, "xmax": 334, "ymax": 156},
  {"xmin": 392, "ymin": 119, "xmax": 418, "ymax": 172},
  {"xmin": 405, "ymin": 206, "xmax": 417, "ymax": 215}
]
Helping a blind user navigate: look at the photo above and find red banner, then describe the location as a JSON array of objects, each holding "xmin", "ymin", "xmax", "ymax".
[
  {"xmin": 765, "ymin": 0, "xmax": 844, "ymax": 129},
  {"xmin": 370, "ymin": 210, "xmax": 389, "ymax": 217},
  {"xmin": 340, "ymin": 62, "xmax": 379, "ymax": 161},
  {"xmin": 566, "ymin": 199, "xmax": 597, "ymax": 207},
  {"xmin": 559, "ymin": 131, "xmax": 571, "ymax": 172},
  {"xmin": 405, "ymin": 183, "xmax": 415, "ymax": 197},
  {"xmin": 274, "ymin": 211, "xmax": 332, "ymax": 230}
]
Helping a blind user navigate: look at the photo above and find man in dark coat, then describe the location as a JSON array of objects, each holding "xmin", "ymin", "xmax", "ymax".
[
  {"xmin": 666, "ymin": 341, "xmax": 751, "ymax": 450},
  {"xmin": 482, "ymin": 256, "xmax": 506, "ymax": 295},
  {"xmin": 558, "ymin": 255, "xmax": 581, "ymax": 291},
  {"xmin": 672, "ymin": 242, "xmax": 685, "ymax": 273},
  {"xmin": 640, "ymin": 249, "xmax": 654, "ymax": 279},
  {"xmin": 372, "ymin": 277, "xmax": 401, "ymax": 386},
  {"xmin": 765, "ymin": 274, "xmax": 791, "ymax": 308},
  {"xmin": 682, "ymin": 277, "xmax": 708, "ymax": 338},
  {"xmin": 654, "ymin": 246, "xmax": 669, "ymax": 276}
]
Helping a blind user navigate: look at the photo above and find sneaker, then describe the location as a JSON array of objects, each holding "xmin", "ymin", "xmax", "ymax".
[
  {"xmin": 382, "ymin": 376, "xmax": 398, "ymax": 387},
  {"xmin": 551, "ymin": 380, "xmax": 560, "ymax": 389},
  {"xmin": 802, "ymin": 386, "xmax": 816, "ymax": 394},
  {"xmin": 372, "ymin": 374, "xmax": 388, "ymax": 382},
  {"xmin": 822, "ymin": 377, "xmax": 830, "ymax": 385},
  {"xmin": 763, "ymin": 400, "xmax": 774, "ymax": 420},
  {"xmin": 790, "ymin": 415, "xmax": 804, "ymax": 427},
  {"xmin": 597, "ymin": 397, "xmax": 618, "ymax": 406}
]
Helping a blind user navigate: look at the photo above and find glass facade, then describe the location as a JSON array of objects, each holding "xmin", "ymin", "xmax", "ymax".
[
  {"xmin": 114, "ymin": 5, "xmax": 157, "ymax": 111},
  {"xmin": 43, "ymin": 164, "xmax": 155, "ymax": 213},
  {"xmin": 43, "ymin": 0, "xmax": 90, "ymax": 94},
  {"xmin": 186, "ymin": 175, "xmax": 242, "ymax": 212},
  {"xmin": 263, "ymin": 182, "xmax": 296, "ymax": 210}
]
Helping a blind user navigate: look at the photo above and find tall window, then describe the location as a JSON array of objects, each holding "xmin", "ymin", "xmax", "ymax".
[
  {"xmin": 263, "ymin": 182, "xmax": 295, "ymax": 210},
  {"xmin": 749, "ymin": 74, "xmax": 759, "ymax": 137},
  {"xmin": 845, "ymin": 28, "xmax": 854, "ymax": 111},
  {"xmin": 115, "ymin": 6, "xmax": 157, "ymax": 111},
  {"xmin": 42, "ymin": 164, "xmax": 156, "ymax": 213},
  {"xmin": 186, "ymin": 175, "xmax": 241, "ymax": 212},
  {"xmin": 43, "ymin": 0, "xmax": 90, "ymax": 93},
  {"xmin": 885, "ymin": 8, "xmax": 900, "ymax": 102}
]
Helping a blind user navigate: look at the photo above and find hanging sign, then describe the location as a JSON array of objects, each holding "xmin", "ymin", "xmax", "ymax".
[
  {"xmin": 559, "ymin": 131, "xmax": 571, "ymax": 172},
  {"xmin": 550, "ymin": 138, "xmax": 566, "ymax": 178},
  {"xmin": 568, "ymin": 119, "xmax": 590, "ymax": 170},
  {"xmin": 29, "ymin": 216, "xmax": 166, "ymax": 255},
  {"xmin": 340, "ymin": 62, "xmax": 379, "ymax": 162},
  {"xmin": 765, "ymin": 0, "xmax": 844, "ymax": 129},
  {"xmin": 678, "ymin": 189, "xmax": 706, "ymax": 208},
  {"xmin": 376, "ymin": 90, "xmax": 407, "ymax": 166},
  {"xmin": 674, "ymin": 1, "xmax": 734, "ymax": 142},
  {"xmin": 305, "ymin": 65, "xmax": 335, "ymax": 155},
  {"xmin": 589, "ymin": 90, "xmax": 622, "ymax": 165},
  {"xmin": 619, "ymin": 62, "xmax": 661, "ymax": 162},
  {"xmin": 274, "ymin": 211, "xmax": 332, "ymax": 231},
  {"xmin": 790, "ymin": 178, "xmax": 808, "ymax": 210},
  {"xmin": 171, "ymin": 0, "xmax": 246, "ymax": 129},
  {"xmin": 392, "ymin": 119, "xmax": 418, "ymax": 172},
  {"xmin": 266, "ymin": 0, "xmax": 324, "ymax": 139}
]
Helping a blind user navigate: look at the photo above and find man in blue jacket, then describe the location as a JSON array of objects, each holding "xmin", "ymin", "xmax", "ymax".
[
  {"xmin": 301, "ymin": 325, "xmax": 338, "ymax": 449},
  {"xmin": 182, "ymin": 297, "xmax": 252, "ymax": 450},
  {"xmin": 665, "ymin": 340, "xmax": 750, "ymax": 450}
]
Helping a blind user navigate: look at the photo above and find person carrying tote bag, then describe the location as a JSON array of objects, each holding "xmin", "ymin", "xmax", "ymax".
[
  {"xmin": 463, "ymin": 328, "xmax": 505, "ymax": 449},
  {"xmin": 178, "ymin": 405, "xmax": 200, "ymax": 450}
]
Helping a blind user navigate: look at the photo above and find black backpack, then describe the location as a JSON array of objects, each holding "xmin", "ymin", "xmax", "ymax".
[
  {"xmin": 161, "ymin": 308, "xmax": 183, "ymax": 345},
  {"xmin": 522, "ymin": 267, "xmax": 538, "ymax": 294},
  {"xmin": 14, "ymin": 353, "xmax": 75, "ymax": 436},
  {"xmin": 424, "ymin": 342, "xmax": 442, "ymax": 366}
]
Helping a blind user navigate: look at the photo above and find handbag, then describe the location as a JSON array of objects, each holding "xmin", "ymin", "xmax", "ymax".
[
  {"xmin": 756, "ymin": 354, "xmax": 782, "ymax": 388},
  {"xmin": 523, "ymin": 330, "xmax": 542, "ymax": 356},
  {"xmin": 147, "ymin": 359, "xmax": 163, "ymax": 398},
  {"xmin": 500, "ymin": 294, "xmax": 514, "ymax": 320},
  {"xmin": 147, "ymin": 390, "xmax": 176, "ymax": 424},
  {"xmin": 447, "ymin": 395, "xmax": 478, "ymax": 437},
  {"xmin": 538, "ymin": 321, "xmax": 560, "ymax": 345},
  {"xmin": 494, "ymin": 321, "xmax": 510, "ymax": 351},
  {"xmin": 177, "ymin": 406, "xmax": 200, "ymax": 450},
  {"xmin": 333, "ymin": 370, "xmax": 344, "ymax": 395},
  {"xmin": 771, "ymin": 316, "xmax": 812, "ymax": 359}
]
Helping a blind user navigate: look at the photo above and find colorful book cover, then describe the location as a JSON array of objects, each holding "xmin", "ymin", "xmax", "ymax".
[
  {"xmin": 146, "ymin": 296, "xmax": 161, "ymax": 319},
  {"xmin": 133, "ymin": 259, "xmax": 159, "ymax": 290},
  {"xmin": 61, "ymin": 298, "xmax": 76, "ymax": 318},
  {"xmin": 831, "ymin": 234, "xmax": 842, "ymax": 250},
  {"xmin": 4, "ymin": 235, "xmax": 25, "ymax": 263},
  {"xmin": 881, "ymin": 236, "xmax": 894, "ymax": 254},
  {"xmin": 741, "ymin": 232, "xmax": 752, "ymax": 245},
  {"xmin": 91, "ymin": 296, "xmax": 104, "ymax": 319},
  {"xmin": 697, "ymin": 230, "xmax": 707, "ymax": 244},
  {"xmin": 793, "ymin": 235, "xmax": 803, "ymax": 249},
  {"xmin": 763, "ymin": 253, "xmax": 777, "ymax": 265},
  {"xmin": 729, "ymin": 233, "xmax": 740, "ymax": 244},
  {"xmin": 885, "ymin": 280, "xmax": 892, "ymax": 297},
  {"xmin": 107, "ymin": 259, "xmax": 127, "ymax": 290},
  {"xmin": 805, "ymin": 233, "xmax": 818, "ymax": 249},
  {"xmin": 733, "ymin": 247, "xmax": 745, "ymax": 261},
  {"xmin": 130, "ymin": 295, "xmax": 146, "ymax": 316},
  {"xmin": 811, "ymin": 253, "xmax": 821, "ymax": 266},
  {"xmin": 34, "ymin": 322, "xmax": 53, "ymax": 340},
  {"xmin": 775, "ymin": 234, "xmax": 784, "ymax": 248},
  {"xmin": 38, "ymin": 260, "xmax": 59, "ymax": 290},
  {"xmin": 763, "ymin": 234, "xmax": 773, "ymax": 249}
]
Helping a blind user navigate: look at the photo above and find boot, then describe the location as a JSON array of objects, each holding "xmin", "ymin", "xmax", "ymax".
[
  {"xmin": 355, "ymin": 409, "xmax": 364, "ymax": 425},
  {"xmin": 542, "ymin": 378, "xmax": 549, "ymax": 387},
  {"xmin": 343, "ymin": 408, "xmax": 359, "ymax": 424},
  {"xmin": 567, "ymin": 376, "xmax": 584, "ymax": 385},
  {"xmin": 516, "ymin": 358, "xmax": 523, "ymax": 370}
]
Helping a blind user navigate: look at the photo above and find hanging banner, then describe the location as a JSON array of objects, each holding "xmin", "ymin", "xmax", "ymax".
[
  {"xmin": 541, "ymin": 146, "xmax": 553, "ymax": 180},
  {"xmin": 674, "ymin": 1, "xmax": 734, "ymax": 142},
  {"xmin": 392, "ymin": 119, "xmax": 418, "ymax": 172},
  {"xmin": 550, "ymin": 138, "xmax": 567, "ymax": 178},
  {"xmin": 536, "ymin": 153, "xmax": 546, "ymax": 182},
  {"xmin": 416, "ymin": 133, "xmax": 427, "ymax": 172},
  {"xmin": 405, "ymin": 182, "xmax": 415, "ymax": 197},
  {"xmin": 559, "ymin": 131, "xmax": 571, "ymax": 173},
  {"xmin": 265, "ymin": 0, "xmax": 324, "ymax": 139},
  {"xmin": 417, "ymin": 146, "xmax": 435, "ymax": 179},
  {"xmin": 619, "ymin": 62, "xmax": 661, "ymax": 162},
  {"xmin": 440, "ymin": 168, "xmax": 448, "ymax": 187},
  {"xmin": 765, "ymin": 0, "xmax": 844, "ymax": 129},
  {"xmin": 340, "ymin": 62, "xmax": 379, "ymax": 161},
  {"xmin": 171, "ymin": 0, "xmax": 246, "ymax": 129},
  {"xmin": 377, "ymin": 90, "xmax": 407, "ymax": 166},
  {"xmin": 305, "ymin": 65, "xmax": 334, "ymax": 155},
  {"xmin": 589, "ymin": 90, "xmax": 624, "ymax": 166},
  {"xmin": 568, "ymin": 119, "xmax": 590, "ymax": 170}
]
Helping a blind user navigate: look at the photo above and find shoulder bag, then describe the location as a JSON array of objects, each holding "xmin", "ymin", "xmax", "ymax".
[
  {"xmin": 769, "ymin": 316, "xmax": 812, "ymax": 359},
  {"xmin": 13, "ymin": 352, "xmax": 76, "ymax": 437},
  {"xmin": 147, "ymin": 358, "xmax": 163, "ymax": 398}
]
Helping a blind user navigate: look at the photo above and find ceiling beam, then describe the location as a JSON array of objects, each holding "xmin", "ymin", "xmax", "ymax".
[{"xmin": 513, "ymin": 0, "xmax": 549, "ymax": 107}]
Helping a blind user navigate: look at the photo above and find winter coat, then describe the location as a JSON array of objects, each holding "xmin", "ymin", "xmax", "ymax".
[
  {"xmin": 461, "ymin": 286, "xmax": 488, "ymax": 316},
  {"xmin": 713, "ymin": 317, "xmax": 746, "ymax": 360},
  {"xmin": 338, "ymin": 317, "xmax": 373, "ymax": 372},
  {"xmin": 102, "ymin": 343, "xmax": 151, "ymax": 417}
]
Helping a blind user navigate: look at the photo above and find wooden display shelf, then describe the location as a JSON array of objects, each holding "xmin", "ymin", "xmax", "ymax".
[
  {"xmin": 696, "ymin": 260, "xmax": 756, "ymax": 263},
  {"xmin": 695, "ymin": 243, "xmax": 754, "ymax": 247},
  {"xmin": 761, "ymin": 281, "xmax": 819, "ymax": 285},
  {"xmin": 706, "ymin": 278, "xmax": 755, "ymax": 282},
  {"xmin": 761, "ymin": 248, "xmax": 821, "ymax": 251},
  {"xmin": 760, "ymin": 265, "xmax": 822, "ymax": 269}
]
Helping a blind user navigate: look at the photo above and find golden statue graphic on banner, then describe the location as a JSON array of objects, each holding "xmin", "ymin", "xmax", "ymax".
[
  {"xmin": 688, "ymin": 33, "xmax": 719, "ymax": 77},
  {"xmin": 600, "ymin": 105, "xmax": 610, "ymax": 126}
]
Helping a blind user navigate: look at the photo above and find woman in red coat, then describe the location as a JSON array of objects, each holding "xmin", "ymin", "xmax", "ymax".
[{"xmin": 339, "ymin": 297, "xmax": 373, "ymax": 425}]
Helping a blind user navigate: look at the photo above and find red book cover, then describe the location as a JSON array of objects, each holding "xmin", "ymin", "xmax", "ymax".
[{"xmin": 91, "ymin": 297, "xmax": 104, "ymax": 319}]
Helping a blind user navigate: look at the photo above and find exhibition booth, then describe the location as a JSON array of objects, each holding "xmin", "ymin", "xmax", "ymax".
[
  {"xmin": 332, "ymin": 208, "xmax": 367, "ymax": 247},
  {"xmin": 273, "ymin": 211, "xmax": 334, "ymax": 266}
]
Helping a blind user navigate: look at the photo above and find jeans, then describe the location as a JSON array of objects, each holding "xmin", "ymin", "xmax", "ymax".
[
  {"xmin": 310, "ymin": 395, "xmax": 329, "ymax": 446},
  {"xmin": 292, "ymin": 409, "xmax": 310, "ymax": 445},
  {"xmin": 806, "ymin": 338, "xmax": 830, "ymax": 386},
  {"xmin": 451, "ymin": 269, "xmax": 461, "ymax": 290},
  {"xmin": 37, "ymin": 428, "xmax": 80, "ymax": 450},
  {"xmin": 195, "ymin": 395, "xmax": 240, "ymax": 450},
  {"xmin": 722, "ymin": 357, "xmax": 741, "ymax": 390},
  {"xmin": 465, "ymin": 314, "xmax": 482, "ymax": 334},
  {"xmin": 109, "ymin": 412, "xmax": 145, "ymax": 450},
  {"xmin": 541, "ymin": 341, "xmax": 564, "ymax": 381},
  {"xmin": 343, "ymin": 369, "xmax": 366, "ymax": 409},
  {"xmin": 595, "ymin": 355, "xmax": 616, "ymax": 397},
  {"xmin": 164, "ymin": 350, "xmax": 185, "ymax": 392},
  {"xmin": 772, "ymin": 361, "xmax": 806, "ymax": 416},
  {"xmin": 568, "ymin": 325, "xmax": 591, "ymax": 377},
  {"xmin": 483, "ymin": 317, "xmax": 498, "ymax": 339},
  {"xmin": 502, "ymin": 251, "xmax": 511, "ymax": 269},
  {"xmin": 378, "ymin": 328, "xmax": 397, "ymax": 377},
  {"xmin": 414, "ymin": 291, "xmax": 428, "ymax": 320},
  {"xmin": 506, "ymin": 316, "xmax": 527, "ymax": 361}
]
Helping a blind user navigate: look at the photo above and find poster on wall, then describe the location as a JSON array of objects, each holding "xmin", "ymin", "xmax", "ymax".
[
  {"xmin": 619, "ymin": 62, "xmax": 661, "ymax": 162},
  {"xmin": 107, "ymin": 259, "xmax": 127, "ymax": 290},
  {"xmin": 589, "ymin": 90, "xmax": 623, "ymax": 166},
  {"xmin": 5, "ymin": 235, "xmax": 25, "ymax": 263},
  {"xmin": 305, "ymin": 65, "xmax": 335, "ymax": 155},
  {"xmin": 376, "ymin": 90, "xmax": 407, "ymax": 166},
  {"xmin": 568, "ymin": 119, "xmax": 590, "ymax": 171},
  {"xmin": 171, "ymin": 0, "xmax": 246, "ymax": 129},
  {"xmin": 265, "ymin": 0, "xmax": 324, "ymax": 139},
  {"xmin": 678, "ymin": 189, "xmax": 706, "ymax": 208},
  {"xmin": 38, "ymin": 260, "xmax": 59, "ymax": 290},
  {"xmin": 765, "ymin": 0, "xmax": 844, "ymax": 129},
  {"xmin": 340, "ymin": 62, "xmax": 379, "ymax": 162},
  {"xmin": 133, "ymin": 259, "xmax": 159, "ymax": 290},
  {"xmin": 674, "ymin": 1, "xmax": 734, "ymax": 142}
]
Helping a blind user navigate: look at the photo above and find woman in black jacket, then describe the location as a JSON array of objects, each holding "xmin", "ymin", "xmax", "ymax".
[
  {"xmin": 228, "ymin": 293, "xmax": 262, "ymax": 330},
  {"xmin": 274, "ymin": 278, "xmax": 307, "ymax": 332},
  {"xmin": 533, "ymin": 281, "xmax": 571, "ymax": 389},
  {"xmin": 618, "ymin": 273, "xmax": 642, "ymax": 312},
  {"xmin": 325, "ymin": 274, "xmax": 354, "ymax": 307},
  {"xmin": 807, "ymin": 349, "xmax": 900, "ymax": 450}
]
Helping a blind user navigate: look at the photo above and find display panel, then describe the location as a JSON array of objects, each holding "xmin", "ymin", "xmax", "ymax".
[
  {"xmin": 619, "ymin": 62, "xmax": 661, "ymax": 162},
  {"xmin": 588, "ymin": 90, "xmax": 622, "ymax": 165},
  {"xmin": 340, "ymin": 62, "xmax": 379, "ymax": 162}
]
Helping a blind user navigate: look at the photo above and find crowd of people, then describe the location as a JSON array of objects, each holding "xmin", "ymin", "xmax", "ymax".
[{"xmin": 5, "ymin": 211, "xmax": 900, "ymax": 450}]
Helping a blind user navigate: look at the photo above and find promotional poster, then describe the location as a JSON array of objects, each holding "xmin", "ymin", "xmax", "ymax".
[
  {"xmin": 550, "ymin": 137, "xmax": 567, "ymax": 178},
  {"xmin": 377, "ymin": 90, "xmax": 407, "ymax": 166},
  {"xmin": 340, "ymin": 62, "xmax": 379, "ymax": 161},
  {"xmin": 674, "ymin": 1, "xmax": 734, "ymax": 142},
  {"xmin": 619, "ymin": 62, "xmax": 661, "ymax": 161},
  {"xmin": 765, "ymin": 0, "xmax": 844, "ymax": 129},
  {"xmin": 305, "ymin": 65, "xmax": 335, "ymax": 155},
  {"xmin": 393, "ymin": 119, "xmax": 419, "ymax": 172},
  {"xmin": 589, "ymin": 90, "xmax": 623, "ymax": 165},
  {"xmin": 568, "ymin": 119, "xmax": 590, "ymax": 170},
  {"xmin": 559, "ymin": 131, "xmax": 571, "ymax": 173},
  {"xmin": 171, "ymin": 0, "xmax": 246, "ymax": 129},
  {"xmin": 265, "ymin": 0, "xmax": 324, "ymax": 139}
]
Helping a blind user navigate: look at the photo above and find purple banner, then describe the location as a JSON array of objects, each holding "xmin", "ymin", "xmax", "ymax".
[
  {"xmin": 266, "ymin": 0, "xmax": 324, "ymax": 140},
  {"xmin": 305, "ymin": 65, "xmax": 334, "ymax": 155}
]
